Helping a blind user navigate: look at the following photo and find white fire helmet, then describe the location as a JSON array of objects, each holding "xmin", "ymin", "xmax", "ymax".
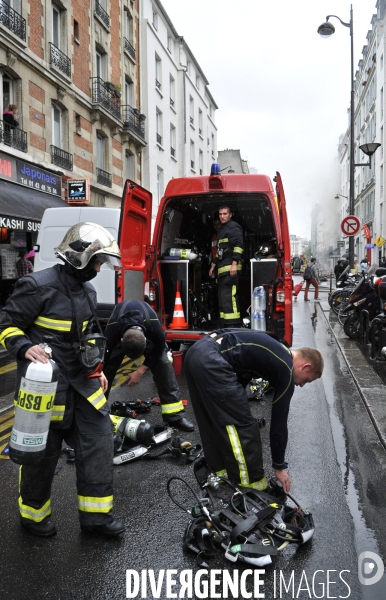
[{"xmin": 54, "ymin": 222, "xmax": 122, "ymax": 270}]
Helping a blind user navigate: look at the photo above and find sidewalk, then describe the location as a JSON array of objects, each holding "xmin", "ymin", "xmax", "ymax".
[{"xmin": 317, "ymin": 297, "xmax": 386, "ymax": 452}]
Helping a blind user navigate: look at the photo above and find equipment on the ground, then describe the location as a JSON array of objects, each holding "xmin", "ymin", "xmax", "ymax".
[
  {"xmin": 10, "ymin": 338, "xmax": 59, "ymax": 465},
  {"xmin": 246, "ymin": 378, "xmax": 269, "ymax": 401},
  {"xmin": 167, "ymin": 456, "xmax": 315, "ymax": 568}
]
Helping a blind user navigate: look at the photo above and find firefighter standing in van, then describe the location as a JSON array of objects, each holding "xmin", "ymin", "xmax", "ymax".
[
  {"xmin": 184, "ymin": 329, "xmax": 323, "ymax": 492},
  {"xmin": 103, "ymin": 300, "xmax": 195, "ymax": 432},
  {"xmin": 209, "ymin": 205, "xmax": 244, "ymax": 326},
  {"xmin": 0, "ymin": 223, "xmax": 125, "ymax": 538}
]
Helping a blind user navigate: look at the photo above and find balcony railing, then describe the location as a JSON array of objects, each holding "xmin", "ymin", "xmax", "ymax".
[
  {"xmin": 50, "ymin": 145, "xmax": 73, "ymax": 170},
  {"xmin": 156, "ymin": 133, "xmax": 162, "ymax": 145},
  {"xmin": 0, "ymin": 121, "xmax": 27, "ymax": 152},
  {"xmin": 121, "ymin": 105, "xmax": 145, "ymax": 139},
  {"xmin": 124, "ymin": 38, "xmax": 135, "ymax": 60},
  {"xmin": 0, "ymin": 3, "xmax": 26, "ymax": 41},
  {"xmin": 49, "ymin": 43, "xmax": 71, "ymax": 78},
  {"xmin": 94, "ymin": 0, "xmax": 110, "ymax": 28},
  {"xmin": 97, "ymin": 167, "xmax": 112, "ymax": 187},
  {"xmin": 90, "ymin": 77, "xmax": 121, "ymax": 119}
]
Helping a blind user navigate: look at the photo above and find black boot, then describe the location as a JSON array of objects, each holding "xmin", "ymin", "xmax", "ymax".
[
  {"xmin": 81, "ymin": 519, "xmax": 125, "ymax": 537},
  {"xmin": 165, "ymin": 416, "xmax": 195, "ymax": 432},
  {"xmin": 21, "ymin": 518, "xmax": 57, "ymax": 537}
]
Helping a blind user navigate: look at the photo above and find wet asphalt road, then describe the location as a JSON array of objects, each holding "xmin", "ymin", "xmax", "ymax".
[{"xmin": 0, "ymin": 279, "xmax": 386, "ymax": 600}]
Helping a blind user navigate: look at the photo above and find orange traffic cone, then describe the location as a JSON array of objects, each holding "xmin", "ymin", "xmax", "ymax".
[{"xmin": 169, "ymin": 283, "xmax": 189, "ymax": 329}]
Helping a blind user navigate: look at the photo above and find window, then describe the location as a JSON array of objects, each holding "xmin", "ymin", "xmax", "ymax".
[
  {"xmin": 125, "ymin": 78, "xmax": 134, "ymax": 107},
  {"xmin": 152, "ymin": 10, "xmax": 158, "ymax": 30},
  {"xmin": 124, "ymin": 9, "xmax": 133, "ymax": 42},
  {"xmin": 157, "ymin": 167, "xmax": 163, "ymax": 203},
  {"xmin": 156, "ymin": 109, "xmax": 162, "ymax": 145},
  {"xmin": 196, "ymin": 76, "xmax": 200, "ymax": 89},
  {"xmin": 125, "ymin": 150, "xmax": 135, "ymax": 181},
  {"xmin": 96, "ymin": 48, "xmax": 106, "ymax": 79},
  {"xmin": 169, "ymin": 75, "xmax": 175, "ymax": 107},
  {"xmin": 190, "ymin": 140, "xmax": 195, "ymax": 171},
  {"xmin": 167, "ymin": 36, "xmax": 173, "ymax": 54},
  {"xmin": 74, "ymin": 19, "xmax": 79, "ymax": 42},
  {"xmin": 97, "ymin": 133, "xmax": 106, "ymax": 169},
  {"xmin": 170, "ymin": 123, "xmax": 176, "ymax": 157},
  {"xmin": 52, "ymin": 104, "xmax": 62, "ymax": 148},
  {"xmin": 199, "ymin": 149, "xmax": 203, "ymax": 175},
  {"xmin": 189, "ymin": 96, "xmax": 194, "ymax": 126},
  {"xmin": 155, "ymin": 55, "xmax": 162, "ymax": 90},
  {"xmin": 198, "ymin": 109, "xmax": 203, "ymax": 136},
  {"xmin": 211, "ymin": 133, "xmax": 215, "ymax": 158},
  {"xmin": 52, "ymin": 5, "xmax": 61, "ymax": 48}
]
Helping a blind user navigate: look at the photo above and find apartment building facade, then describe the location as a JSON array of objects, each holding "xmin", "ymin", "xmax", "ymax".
[
  {"xmin": 140, "ymin": 0, "xmax": 218, "ymax": 222},
  {"xmin": 337, "ymin": 1, "xmax": 386, "ymax": 264}
]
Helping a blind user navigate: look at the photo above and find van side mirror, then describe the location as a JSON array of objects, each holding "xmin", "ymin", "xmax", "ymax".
[{"xmin": 33, "ymin": 245, "xmax": 40, "ymax": 252}]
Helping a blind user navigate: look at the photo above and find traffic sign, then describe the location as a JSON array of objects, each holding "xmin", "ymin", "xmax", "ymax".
[
  {"xmin": 341, "ymin": 215, "xmax": 360, "ymax": 236},
  {"xmin": 337, "ymin": 241, "xmax": 345, "ymax": 247}
]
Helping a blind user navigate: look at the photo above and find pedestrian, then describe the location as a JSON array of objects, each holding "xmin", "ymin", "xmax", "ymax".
[
  {"xmin": 184, "ymin": 329, "xmax": 323, "ymax": 493},
  {"xmin": 304, "ymin": 257, "xmax": 320, "ymax": 301},
  {"xmin": 379, "ymin": 256, "xmax": 386, "ymax": 268},
  {"xmin": 353, "ymin": 259, "xmax": 361, "ymax": 274},
  {"xmin": 103, "ymin": 300, "xmax": 194, "ymax": 431},
  {"xmin": 3, "ymin": 103, "xmax": 18, "ymax": 142},
  {"xmin": 334, "ymin": 259, "xmax": 344, "ymax": 283},
  {"xmin": 16, "ymin": 248, "xmax": 34, "ymax": 278},
  {"xmin": 0, "ymin": 223, "xmax": 125, "ymax": 538},
  {"xmin": 360, "ymin": 258, "xmax": 368, "ymax": 273},
  {"xmin": 209, "ymin": 205, "xmax": 244, "ymax": 326}
]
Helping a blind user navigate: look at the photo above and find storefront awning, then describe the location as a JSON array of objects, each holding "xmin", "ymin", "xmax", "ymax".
[{"xmin": 0, "ymin": 179, "xmax": 66, "ymax": 221}]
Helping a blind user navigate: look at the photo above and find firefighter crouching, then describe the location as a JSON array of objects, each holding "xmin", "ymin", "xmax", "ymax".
[
  {"xmin": 0, "ymin": 223, "xmax": 125, "ymax": 538},
  {"xmin": 209, "ymin": 205, "xmax": 244, "ymax": 327}
]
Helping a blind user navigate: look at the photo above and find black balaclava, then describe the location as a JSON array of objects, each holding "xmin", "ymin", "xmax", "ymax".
[{"xmin": 63, "ymin": 255, "xmax": 99, "ymax": 282}]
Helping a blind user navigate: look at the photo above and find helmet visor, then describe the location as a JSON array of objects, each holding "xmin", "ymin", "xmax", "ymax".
[{"xmin": 95, "ymin": 253, "xmax": 122, "ymax": 270}]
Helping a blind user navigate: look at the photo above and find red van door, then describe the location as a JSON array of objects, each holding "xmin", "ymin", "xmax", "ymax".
[
  {"xmin": 275, "ymin": 172, "xmax": 293, "ymax": 346},
  {"xmin": 117, "ymin": 180, "xmax": 153, "ymax": 303}
]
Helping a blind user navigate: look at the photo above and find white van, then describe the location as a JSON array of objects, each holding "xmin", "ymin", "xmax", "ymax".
[{"xmin": 34, "ymin": 206, "xmax": 120, "ymax": 323}]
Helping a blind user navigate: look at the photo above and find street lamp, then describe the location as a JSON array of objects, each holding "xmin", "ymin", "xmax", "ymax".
[
  {"xmin": 317, "ymin": 6, "xmax": 381, "ymax": 269},
  {"xmin": 220, "ymin": 166, "xmax": 235, "ymax": 173},
  {"xmin": 335, "ymin": 194, "xmax": 348, "ymax": 200}
]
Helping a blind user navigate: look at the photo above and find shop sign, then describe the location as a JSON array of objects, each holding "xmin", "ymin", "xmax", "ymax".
[
  {"xmin": 67, "ymin": 178, "xmax": 90, "ymax": 203},
  {"xmin": 0, "ymin": 151, "xmax": 62, "ymax": 196},
  {"xmin": 0, "ymin": 215, "xmax": 40, "ymax": 231}
]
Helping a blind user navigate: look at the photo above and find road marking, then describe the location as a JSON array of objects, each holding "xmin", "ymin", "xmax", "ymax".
[{"xmin": 0, "ymin": 361, "xmax": 17, "ymax": 375}]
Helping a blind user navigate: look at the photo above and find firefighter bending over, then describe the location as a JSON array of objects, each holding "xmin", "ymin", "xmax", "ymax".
[
  {"xmin": 184, "ymin": 329, "xmax": 323, "ymax": 492},
  {"xmin": 104, "ymin": 300, "xmax": 194, "ymax": 432},
  {"xmin": 0, "ymin": 223, "xmax": 125, "ymax": 538},
  {"xmin": 209, "ymin": 205, "xmax": 244, "ymax": 326}
]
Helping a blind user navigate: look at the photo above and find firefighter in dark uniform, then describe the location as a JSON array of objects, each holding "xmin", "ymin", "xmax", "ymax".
[
  {"xmin": 184, "ymin": 330, "xmax": 323, "ymax": 492},
  {"xmin": 209, "ymin": 205, "xmax": 244, "ymax": 326},
  {"xmin": 103, "ymin": 300, "xmax": 194, "ymax": 431},
  {"xmin": 0, "ymin": 223, "xmax": 125, "ymax": 538}
]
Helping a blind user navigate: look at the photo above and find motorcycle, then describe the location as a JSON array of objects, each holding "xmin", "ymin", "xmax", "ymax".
[{"xmin": 343, "ymin": 266, "xmax": 385, "ymax": 339}]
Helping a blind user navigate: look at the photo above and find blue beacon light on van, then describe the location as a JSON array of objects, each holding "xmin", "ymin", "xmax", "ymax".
[{"xmin": 210, "ymin": 163, "xmax": 221, "ymax": 176}]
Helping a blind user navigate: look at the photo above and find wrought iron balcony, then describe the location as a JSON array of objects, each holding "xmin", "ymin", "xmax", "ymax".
[
  {"xmin": 94, "ymin": 0, "xmax": 110, "ymax": 28},
  {"xmin": 0, "ymin": 120, "xmax": 27, "ymax": 152},
  {"xmin": 49, "ymin": 43, "xmax": 71, "ymax": 78},
  {"xmin": 124, "ymin": 38, "xmax": 135, "ymax": 60},
  {"xmin": 156, "ymin": 133, "xmax": 162, "ymax": 145},
  {"xmin": 121, "ymin": 105, "xmax": 145, "ymax": 139},
  {"xmin": 50, "ymin": 145, "xmax": 73, "ymax": 170},
  {"xmin": 90, "ymin": 77, "xmax": 121, "ymax": 120},
  {"xmin": 0, "ymin": 3, "xmax": 26, "ymax": 41},
  {"xmin": 97, "ymin": 167, "xmax": 112, "ymax": 187}
]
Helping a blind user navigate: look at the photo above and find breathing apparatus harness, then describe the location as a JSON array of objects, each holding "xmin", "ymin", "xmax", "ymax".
[{"xmin": 167, "ymin": 456, "xmax": 315, "ymax": 568}]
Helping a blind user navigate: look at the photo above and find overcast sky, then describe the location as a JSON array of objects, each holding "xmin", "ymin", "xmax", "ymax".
[{"xmin": 160, "ymin": 0, "xmax": 377, "ymax": 238}]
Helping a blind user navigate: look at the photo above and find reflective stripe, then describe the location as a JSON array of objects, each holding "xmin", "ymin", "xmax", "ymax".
[
  {"xmin": 0, "ymin": 326, "xmax": 24, "ymax": 348},
  {"xmin": 239, "ymin": 476, "xmax": 268, "ymax": 491},
  {"xmin": 215, "ymin": 469, "xmax": 228, "ymax": 478},
  {"xmin": 233, "ymin": 246, "xmax": 244, "ymax": 254},
  {"xmin": 50, "ymin": 405, "xmax": 65, "ymax": 421},
  {"xmin": 19, "ymin": 497, "xmax": 51, "ymax": 522},
  {"xmin": 219, "ymin": 311, "xmax": 225, "ymax": 319},
  {"xmin": 87, "ymin": 387, "xmax": 106, "ymax": 411},
  {"xmin": 226, "ymin": 425, "xmax": 249, "ymax": 486},
  {"xmin": 218, "ymin": 237, "xmax": 229, "ymax": 244},
  {"xmin": 82, "ymin": 320, "xmax": 89, "ymax": 332},
  {"xmin": 223, "ymin": 312, "xmax": 241, "ymax": 320},
  {"xmin": 161, "ymin": 400, "xmax": 184, "ymax": 415},
  {"xmin": 34, "ymin": 316, "xmax": 72, "ymax": 332},
  {"xmin": 231, "ymin": 284, "xmax": 238, "ymax": 317},
  {"xmin": 78, "ymin": 495, "xmax": 113, "ymax": 513},
  {"xmin": 218, "ymin": 264, "xmax": 242, "ymax": 275}
]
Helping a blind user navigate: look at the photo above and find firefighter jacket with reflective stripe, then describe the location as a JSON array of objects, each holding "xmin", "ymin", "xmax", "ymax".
[
  {"xmin": 213, "ymin": 219, "xmax": 244, "ymax": 277},
  {"xmin": 0, "ymin": 265, "xmax": 108, "ymax": 427},
  {"xmin": 105, "ymin": 300, "xmax": 165, "ymax": 368}
]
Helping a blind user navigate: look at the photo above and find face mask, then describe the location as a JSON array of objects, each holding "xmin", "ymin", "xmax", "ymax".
[{"xmin": 63, "ymin": 259, "xmax": 98, "ymax": 282}]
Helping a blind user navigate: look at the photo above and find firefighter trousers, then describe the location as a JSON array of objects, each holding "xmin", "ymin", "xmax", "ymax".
[
  {"xmin": 19, "ymin": 395, "xmax": 114, "ymax": 527},
  {"xmin": 218, "ymin": 273, "xmax": 241, "ymax": 326},
  {"xmin": 184, "ymin": 335, "xmax": 267, "ymax": 489},
  {"xmin": 104, "ymin": 348, "xmax": 185, "ymax": 419}
]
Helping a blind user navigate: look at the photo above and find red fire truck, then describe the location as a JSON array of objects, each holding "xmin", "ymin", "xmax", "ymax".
[{"xmin": 117, "ymin": 164, "xmax": 293, "ymax": 347}]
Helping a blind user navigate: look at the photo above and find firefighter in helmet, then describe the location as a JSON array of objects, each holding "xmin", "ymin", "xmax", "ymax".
[{"xmin": 0, "ymin": 222, "xmax": 124, "ymax": 537}]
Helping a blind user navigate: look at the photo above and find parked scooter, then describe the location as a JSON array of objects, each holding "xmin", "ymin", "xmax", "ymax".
[{"xmin": 343, "ymin": 266, "xmax": 384, "ymax": 338}]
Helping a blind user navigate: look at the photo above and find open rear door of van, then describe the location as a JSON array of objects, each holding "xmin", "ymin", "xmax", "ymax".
[
  {"xmin": 118, "ymin": 180, "xmax": 153, "ymax": 303},
  {"xmin": 275, "ymin": 172, "xmax": 293, "ymax": 346}
]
